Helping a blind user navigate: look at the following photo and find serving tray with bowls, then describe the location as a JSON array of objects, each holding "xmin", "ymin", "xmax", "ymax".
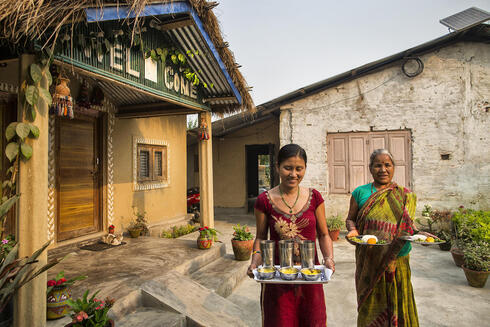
[{"xmin": 253, "ymin": 265, "xmax": 332, "ymax": 284}]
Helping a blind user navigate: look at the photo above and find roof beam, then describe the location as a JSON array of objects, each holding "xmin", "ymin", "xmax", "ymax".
[
  {"xmin": 150, "ymin": 17, "xmax": 193, "ymax": 31},
  {"xmin": 116, "ymin": 107, "xmax": 199, "ymax": 118}
]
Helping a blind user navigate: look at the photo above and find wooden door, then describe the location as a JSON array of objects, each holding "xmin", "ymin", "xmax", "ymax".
[{"xmin": 56, "ymin": 115, "xmax": 101, "ymax": 241}]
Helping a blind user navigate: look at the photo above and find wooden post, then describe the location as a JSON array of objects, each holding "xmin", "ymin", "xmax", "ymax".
[
  {"xmin": 198, "ymin": 111, "xmax": 214, "ymax": 228},
  {"xmin": 14, "ymin": 54, "xmax": 49, "ymax": 327}
]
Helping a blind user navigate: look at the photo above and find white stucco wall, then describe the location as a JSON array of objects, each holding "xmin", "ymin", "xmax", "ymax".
[{"xmin": 279, "ymin": 41, "xmax": 490, "ymax": 217}]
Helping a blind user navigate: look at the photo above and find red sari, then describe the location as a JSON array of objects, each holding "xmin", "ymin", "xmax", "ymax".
[{"xmin": 255, "ymin": 189, "xmax": 327, "ymax": 327}]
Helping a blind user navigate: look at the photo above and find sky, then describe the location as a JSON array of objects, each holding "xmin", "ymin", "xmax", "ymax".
[{"xmin": 212, "ymin": 1, "xmax": 489, "ymax": 106}]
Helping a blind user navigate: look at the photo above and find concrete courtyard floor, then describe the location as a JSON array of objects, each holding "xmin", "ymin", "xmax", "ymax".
[{"xmin": 46, "ymin": 212, "xmax": 489, "ymax": 326}]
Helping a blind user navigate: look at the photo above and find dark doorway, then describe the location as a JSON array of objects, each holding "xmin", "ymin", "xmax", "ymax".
[{"xmin": 246, "ymin": 144, "xmax": 275, "ymax": 211}]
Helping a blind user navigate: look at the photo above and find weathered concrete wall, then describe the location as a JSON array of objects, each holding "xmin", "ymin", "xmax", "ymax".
[
  {"xmin": 213, "ymin": 117, "xmax": 279, "ymax": 208},
  {"xmin": 113, "ymin": 115, "xmax": 187, "ymax": 230},
  {"xmin": 280, "ymin": 42, "xmax": 490, "ymax": 217}
]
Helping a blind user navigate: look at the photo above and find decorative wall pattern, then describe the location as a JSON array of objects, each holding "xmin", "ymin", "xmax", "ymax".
[
  {"xmin": 47, "ymin": 117, "xmax": 56, "ymax": 241},
  {"xmin": 132, "ymin": 136, "xmax": 170, "ymax": 191},
  {"xmin": 106, "ymin": 101, "xmax": 115, "ymax": 226}
]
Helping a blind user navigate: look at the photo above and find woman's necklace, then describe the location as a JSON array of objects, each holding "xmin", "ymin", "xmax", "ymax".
[{"xmin": 279, "ymin": 186, "xmax": 300, "ymax": 214}]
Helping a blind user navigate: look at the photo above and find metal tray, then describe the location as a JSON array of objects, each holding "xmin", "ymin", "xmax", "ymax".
[
  {"xmin": 253, "ymin": 265, "xmax": 332, "ymax": 284},
  {"xmin": 345, "ymin": 235, "xmax": 390, "ymax": 246},
  {"xmin": 399, "ymin": 235, "xmax": 446, "ymax": 245}
]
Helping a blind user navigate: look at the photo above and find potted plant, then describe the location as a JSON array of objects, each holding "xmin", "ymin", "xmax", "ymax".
[
  {"xmin": 66, "ymin": 290, "xmax": 115, "ymax": 327},
  {"xmin": 231, "ymin": 224, "xmax": 254, "ymax": 261},
  {"xmin": 452, "ymin": 207, "xmax": 490, "ymax": 287},
  {"xmin": 127, "ymin": 209, "xmax": 148, "ymax": 238},
  {"xmin": 197, "ymin": 226, "xmax": 218, "ymax": 249},
  {"xmin": 461, "ymin": 242, "xmax": 489, "ymax": 288},
  {"xmin": 326, "ymin": 216, "xmax": 343, "ymax": 241},
  {"xmin": 47, "ymin": 271, "xmax": 87, "ymax": 320},
  {"xmin": 451, "ymin": 206, "xmax": 467, "ymax": 267}
]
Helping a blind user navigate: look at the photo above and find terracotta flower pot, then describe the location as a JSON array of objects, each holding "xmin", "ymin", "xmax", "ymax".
[
  {"xmin": 450, "ymin": 248, "xmax": 464, "ymax": 267},
  {"xmin": 47, "ymin": 285, "xmax": 71, "ymax": 320},
  {"xmin": 231, "ymin": 239, "xmax": 254, "ymax": 261},
  {"xmin": 462, "ymin": 265, "xmax": 489, "ymax": 288},
  {"xmin": 197, "ymin": 235, "xmax": 213, "ymax": 249},
  {"xmin": 329, "ymin": 229, "xmax": 340, "ymax": 241},
  {"xmin": 438, "ymin": 241, "xmax": 451, "ymax": 251},
  {"xmin": 128, "ymin": 228, "xmax": 142, "ymax": 238}
]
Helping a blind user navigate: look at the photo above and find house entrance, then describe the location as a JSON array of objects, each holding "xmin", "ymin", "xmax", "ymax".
[
  {"xmin": 56, "ymin": 115, "xmax": 102, "ymax": 241},
  {"xmin": 246, "ymin": 144, "xmax": 275, "ymax": 211}
]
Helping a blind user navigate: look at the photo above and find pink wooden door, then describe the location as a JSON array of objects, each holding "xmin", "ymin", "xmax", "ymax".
[
  {"xmin": 349, "ymin": 134, "xmax": 367, "ymax": 192},
  {"xmin": 327, "ymin": 135, "xmax": 349, "ymax": 193}
]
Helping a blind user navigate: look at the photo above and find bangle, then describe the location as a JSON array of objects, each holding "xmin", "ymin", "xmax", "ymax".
[{"xmin": 252, "ymin": 250, "xmax": 261, "ymax": 255}]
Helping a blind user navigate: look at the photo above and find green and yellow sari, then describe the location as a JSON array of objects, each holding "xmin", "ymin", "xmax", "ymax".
[{"xmin": 355, "ymin": 183, "xmax": 419, "ymax": 327}]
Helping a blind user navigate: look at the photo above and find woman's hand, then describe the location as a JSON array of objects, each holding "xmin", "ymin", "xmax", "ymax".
[
  {"xmin": 418, "ymin": 231, "xmax": 438, "ymax": 238},
  {"xmin": 323, "ymin": 257, "xmax": 335, "ymax": 274},
  {"xmin": 247, "ymin": 262, "xmax": 257, "ymax": 278},
  {"xmin": 347, "ymin": 229, "xmax": 359, "ymax": 238}
]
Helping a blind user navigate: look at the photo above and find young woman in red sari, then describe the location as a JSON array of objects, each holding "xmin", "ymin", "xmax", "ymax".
[
  {"xmin": 247, "ymin": 144, "xmax": 335, "ymax": 327},
  {"xmin": 346, "ymin": 149, "xmax": 435, "ymax": 327}
]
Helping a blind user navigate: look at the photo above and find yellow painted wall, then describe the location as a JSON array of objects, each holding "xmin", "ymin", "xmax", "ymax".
[
  {"xmin": 212, "ymin": 118, "xmax": 279, "ymax": 208},
  {"xmin": 112, "ymin": 115, "xmax": 187, "ymax": 230}
]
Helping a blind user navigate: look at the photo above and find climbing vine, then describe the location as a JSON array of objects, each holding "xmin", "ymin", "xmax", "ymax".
[{"xmin": 1, "ymin": 47, "xmax": 54, "ymax": 240}]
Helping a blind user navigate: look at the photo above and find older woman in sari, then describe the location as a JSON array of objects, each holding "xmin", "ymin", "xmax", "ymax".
[{"xmin": 346, "ymin": 149, "xmax": 432, "ymax": 327}]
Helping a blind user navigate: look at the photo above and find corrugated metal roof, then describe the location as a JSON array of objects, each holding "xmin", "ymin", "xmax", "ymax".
[
  {"xmin": 84, "ymin": 2, "xmax": 241, "ymax": 107},
  {"xmin": 97, "ymin": 80, "xmax": 160, "ymax": 106},
  {"xmin": 168, "ymin": 24, "xmax": 238, "ymax": 105}
]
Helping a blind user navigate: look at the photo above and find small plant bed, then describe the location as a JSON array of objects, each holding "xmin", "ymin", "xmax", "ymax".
[{"xmin": 161, "ymin": 224, "xmax": 197, "ymax": 238}]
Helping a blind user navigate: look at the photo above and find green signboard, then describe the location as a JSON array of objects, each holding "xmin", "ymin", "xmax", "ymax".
[{"xmin": 55, "ymin": 22, "xmax": 208, "ymax": 110}]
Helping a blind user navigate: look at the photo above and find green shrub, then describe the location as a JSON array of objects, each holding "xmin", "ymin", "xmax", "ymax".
[
  {"xmin": 161, "ymin": 224, "xmax": 197, "ymax": 238},
  {"xmin": 326, "ymin": 216, "xmax": 343, "ymax": 231},
  {"xmin": 452, "ymin": 208, "xmax": 490, "ymax": 271},
  {"xmin": 463, "ymin": 242, "xmax": 489, "ymax": 272}
]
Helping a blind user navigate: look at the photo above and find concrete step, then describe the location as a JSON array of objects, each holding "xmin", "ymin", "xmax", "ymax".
[
  {"xmin": 142, "ymin": 271, "xmax": 254, "ymax": 327},
  {"xmin": 116, "ymin": 307, "xmax": 186, "ymax": 327},
  {"xmin": 190, "ymin": 253, "xmax": 249, "ymax": 298},
  {"xmin": 173, "ymin": 241, "xmax": 227, "ymax": 276}
]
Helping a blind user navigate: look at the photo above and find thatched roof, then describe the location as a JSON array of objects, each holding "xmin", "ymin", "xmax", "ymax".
[{"xmin": 0, "ymin": 0, "xmax": 254, "ymax": 113}]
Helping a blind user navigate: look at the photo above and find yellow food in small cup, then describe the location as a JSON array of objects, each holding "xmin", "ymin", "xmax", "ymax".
[
  {"xmin": 258, "ymin": 267, "xmax": 275, "ymax": 273},
  {"xmin": 280, "ymin": 268, "xmax": 298, "ymax": 274},
  {"xmin": 301, "ymin": 269, "xmax": 321, "ymax": 275},
  {"xmin": 426, "ymin": 237, "xmax": 435, "ymax": 243}
]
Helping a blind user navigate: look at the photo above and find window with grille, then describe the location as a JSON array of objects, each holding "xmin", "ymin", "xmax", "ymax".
[
  {"xmin": 327, "ymin": 130, "xmax": 411, "ymax": 194},
  {"xmin": 137, "ymin": 144, "xmax": 167, "ymax": 183}
]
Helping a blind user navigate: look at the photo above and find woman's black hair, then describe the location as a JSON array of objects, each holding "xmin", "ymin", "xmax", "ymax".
[{"xmin": 277, "ymin": 144, "xmax": 307, "ymax": 166}]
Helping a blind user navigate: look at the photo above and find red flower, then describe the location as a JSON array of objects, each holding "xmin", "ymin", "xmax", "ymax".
[
  {"xmin": 74, "ymin": 311, "xmax": 88, "ymax": 322},
  {"xmin": 199, "ymin": 227, "xmax": 204, "ymax": 231},
  {"xmin": 204, "ymin": 226, "xmax": 209, "ymax": 230},
  {"xmin": 56, "ymin": 278, "xmax": 67, "ymax": 285},
  {"xmin": 109, "ymin": 225, "xmax": 115, "ymax": 228},
  {"xmin": 47, "ymin": 280, "xmax": 56, "ymax": 287},
  {"xmin": 459, "ymin": 205, "xmax": 464, "ymax": 209}
]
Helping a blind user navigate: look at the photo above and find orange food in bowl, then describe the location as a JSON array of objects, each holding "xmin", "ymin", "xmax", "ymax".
[
  {"xmin": 426, "ymin": 237, "xmax": 434, "ymax": 243},
  {"xmin": 367, "ymin": 238, "xmax": 377, "ymax": 244}
]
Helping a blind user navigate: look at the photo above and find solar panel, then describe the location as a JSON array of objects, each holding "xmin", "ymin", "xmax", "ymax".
[{"xmin": 439, "ymin": 7, "xmax": 490, "ymax": 31}]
